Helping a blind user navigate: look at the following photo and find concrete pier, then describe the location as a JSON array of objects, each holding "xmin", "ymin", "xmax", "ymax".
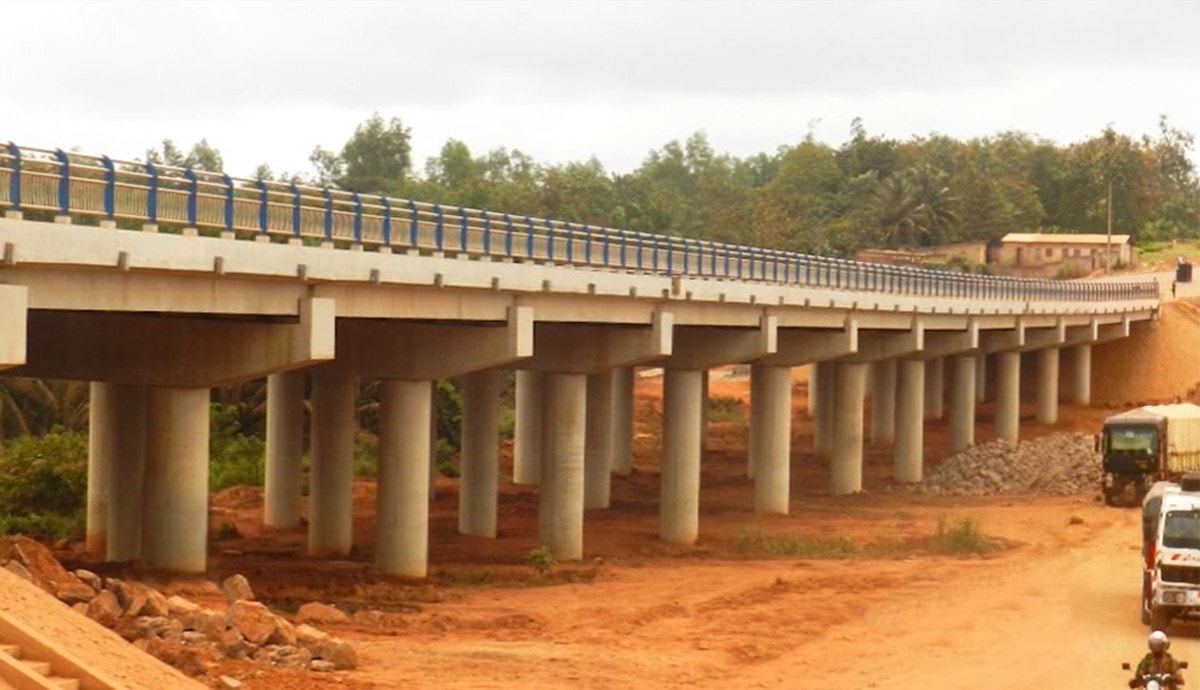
[
  {"xmin": 513, "ymin": 369, "xmax": 543, "ymax": 485},
  {"xmin": 308, "ymin": 372, "xmax": 356, "ymax": 558},
  {"xmin": 538, "ymin": 373, "xmax": 586, "ymax": 560},
  {"xmin": 814, "ymin": 361, "xmax": 836, "ymax": 458},
  {"xmin": 870, "ymin": 359, "xmax": 897, "ymax": 444},
  {"xmin": 1070, "ymin": 343, "xmax": 1091, "ymax": 405},
  {"xmin": 142, "ymin": 387, "xmax": 209, "ymax": 573},
  {"xmin": 975, "ymin": 354, "xmax": 988, "ymax": 403},
  {"xmin": 87, "ymin": 382, "xmax": 148, "ymax": 562},
  {"xmin": 747, "ymin": 363, "xmax": 764, "ymax": 479},
  {"xmin": 1036, "ymin": 348, "xmax": 1060, "ymax": 424},
  {"xmin": 459, "ymin": 369, "xmax": 501, "ymax": 538},
  {"xmin": 584, "ymin": 370, "xmax": 615, "ymax": 509},
  {"xmin": 831, "ymin": 362, "xmax": 866, "ymax": 495},
  {"xmin": 949, "ymin": 355, "xmax": 976, "ymax": 453},
  {"xmin": 924, "ymin": 358, "xmax": 944, "ymax": 419},
  {"xmin": 894, "ymin": 359, "xmax": 925, "ymax": 482},
  {"xmin": 377, "ymin": 379, "xmax": 432, "ymax": 576},
  {"xmin": 265, "ymin": 371, "xmax": 305, "ymax": 529},
  {"xmin": 661, "ymin": 368, "xmax": 702, "ymax": 543},
  {"xmin": 995, "ymin": 351, "xmax": 1021, "ymax": 444},
  {"xmin": 611, "ymin": 367, "xmax": 635, "ymax": 476},
  {"xmin": 754, "ymin": 365, "xmax": 792, "ymax": 514}
]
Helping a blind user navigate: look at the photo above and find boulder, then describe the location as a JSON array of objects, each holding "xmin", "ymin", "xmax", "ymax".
[
  {"xmin": 294, "ymin": 623, "xmax": 329, "ymax": 648},
  {"xmin": 73, "ymin": 569, "xmax": 102, "ymax": 591},
  {"xmin": 111, "ymin": 580, "xmax": 151, "ymax": 618},
  {"xmin": 220, "ymin": 574, "xmax": 255, "ymax": 604},
  {"xmin": 295, "ymin": 602, "xmax": 350, "ymax": 625},
  {"xmin": 267, "ymin": 616, "xmax": 297, "ymax": 647},
  {"xmin": 3, "ymin": 559, "xmax": 32, "ymax": 583},
  {"xmin": 86, "ymin": 590, "xmax": 122, "ymax": 628},
  {"xmin": 56, "ymin": 581, "xmax": 97, "ymax": 605},
  {"xmin": 218, "ymin": 676, "xmax": 243, "ymax": 690},
  {"xmin": 218, "ymin": 628, "xmax": 251, "ymax": 660},
  {"xmin": 311, "ymin": 638, "xmax": 357, "ymax": 670},
  {"xmin": 310, "ymin": 660, "xmax": 336, "ymax": 673},
  {"xmin": 142, "ymin": 588, "xmax": 170, "ymax": 618},
  {"xmin": 225, "ymin": 601, "xmax": 276, "ymax": 646},
  {"xmin": 166, "ymin": 595, "xmax": 201, "ymax": 617}
]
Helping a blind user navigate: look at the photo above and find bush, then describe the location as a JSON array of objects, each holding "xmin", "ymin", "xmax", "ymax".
[
  {"xmin": 209, "ymin": 403, "xmax": 265, "ymax": 491},
  {"xmin": 708, "ymin": 395, "xmax": 745, "ymax": 422},
  {"xmin": 524, "ymin": 545, "xmax": 557, "ymax": 574},
  {"xmin": 932, "ymin": 516, "xmax": 997, "ymax": 555},
  {"xmin": 0, "ymin": 512, "xmax": 83, "ymax": 541},
  {"xmin": 0, "ymin": 428, "xmax": 88, "ymax": 516}
]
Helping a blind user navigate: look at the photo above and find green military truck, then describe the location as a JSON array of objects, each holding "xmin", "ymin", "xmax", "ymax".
[{"xmin": 1100, "ymin": 403, "xmax": 1200, "ymax": 506}]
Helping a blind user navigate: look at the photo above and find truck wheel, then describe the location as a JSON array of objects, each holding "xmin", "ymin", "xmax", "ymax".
[{"xmin": 1150, "ymin": 606, "xmax": 1171, "ymax": 631}]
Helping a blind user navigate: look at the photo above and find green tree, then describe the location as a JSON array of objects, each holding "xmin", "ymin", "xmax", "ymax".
[{"xmin": 310, "ymin": 113, "xmax": 412, "ymax": 194}]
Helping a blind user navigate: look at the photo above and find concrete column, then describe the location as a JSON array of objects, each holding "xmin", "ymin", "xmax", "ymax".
[
  {"xmin": 869, "ymin": 359, "xmax": 897, "ymax": 445},
  {"xmin": 1070, "ymin": 344, "xmax": 1091, "ymax": 405},
  {"xmin": 265, "ymin": 371, "xmax": 305, "ymax": 529},
  {"xmin": 611, "ymin": 367, "xmax": 635, "ymax": 476},
  {"xmin": 924, "ymin": 358, "xmax": 944, "ymax": 419},
  {"xmin": 377, "ymin": 379, "xmax": 431, "ymax": 576},
  {"xmin": 308, "ymin": 372, "xmax": 356, "ymax": 558},
  {"xmin": 513, "ymin": 370, "xmax": 543, "ymax": 485},
  {"xmin": 584, "ymin": 370, "xmax": 615, "ymax": 509},
  {"xmin": 949, "ymin": 355, "xmax": 976, "ymax": 453},
  {"xmin": 88, "ymin": 382, "xmax": 148, "ymax": 562},
  {"xmin": 975, "ymin": 354, "xmax": 988, "ymax": 403},
  {"xmin": 86, "ymin": 383, "xmax": 114, "ymax": 558},
  {"xmin": 995, "ymin": 350, "xmax": 1020, "ymax": 445},
  {"xmin": 747, "ymin": 363, "xmax": 764, "ymax": 479},
  {"xmin": 142, "ymin": 387, "xmax": 209, "ymax": 573},
  {"xmin": 755, "ymin": 365, "xmax": 792, "ymax": 514},
  {"xmin": 538, "ymin": 373, "xmax": 586, "ymax": 560},
  {"xmin": 806, "ymin": 363, "xmax": 818, "ymax": 418},
  {"xmin": 1036, "ymin": 347, "xmax": 1060, "ymax": 424},
  {"xmin": 831, "ymin": 362, "xmax": 867, "ymax": 495},
  {"xmin": 661, "ymin": 368, "xmax": 702, "ymax": 544},
  {"xmin": 814, "ymin": 361, "xmax": 836, "ymax": 458},
  {"xmin": 894, "ymin": 359, "xmax": 925, "ymax": 482},
  {"xmin": 459, "ymin": 370, "xmax": 501, "ymax": 538},
  {"xmin": 429, "ymin": 383, "xmax": 439, "ymax": 498},
  {"xmin": 699, "ymin": 368, "xmax": 710, "ymax": 453}
]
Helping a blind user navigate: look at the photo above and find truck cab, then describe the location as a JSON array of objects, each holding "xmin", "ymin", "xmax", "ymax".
[
  {"xmin": 1142, "ymin": 475, "xmax": 1200, "ymax": 630},
  {"xmin": 1102, "ymin": 414, "xmax": 1164, "ymax": 505}
]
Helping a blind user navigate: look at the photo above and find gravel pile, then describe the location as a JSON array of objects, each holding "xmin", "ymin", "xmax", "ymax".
[{"xmin": 909, "ymin": 433, "xmax": 1101, "ymax": 496}]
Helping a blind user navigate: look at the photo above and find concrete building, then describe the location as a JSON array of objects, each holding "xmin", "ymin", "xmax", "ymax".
[{"xmin": 994, "ymin": 233, "xmax": 1135, "ymax": 272}]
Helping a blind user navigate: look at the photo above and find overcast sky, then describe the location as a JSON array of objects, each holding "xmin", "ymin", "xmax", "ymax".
[{"xmin": 3, "ymin": 0, "xmax": 1198, "ymax": 179}]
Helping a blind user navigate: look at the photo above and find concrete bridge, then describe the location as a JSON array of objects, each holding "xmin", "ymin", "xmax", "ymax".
[{"xmin": 0, "ymin": 144, "xmax": 1159, "ymax": 576}]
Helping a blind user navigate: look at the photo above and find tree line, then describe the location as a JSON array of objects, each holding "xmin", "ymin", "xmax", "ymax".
[{"xmin": 154, "ymin": 113, "xmax": 1200, "ymax": 259}]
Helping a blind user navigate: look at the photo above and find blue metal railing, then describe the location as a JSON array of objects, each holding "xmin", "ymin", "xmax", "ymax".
[{"xmin": 0, "ymin": 143, "xmax": 1161, "ymax": 303}]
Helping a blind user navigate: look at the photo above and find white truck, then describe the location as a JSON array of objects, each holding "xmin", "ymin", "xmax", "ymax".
[
  {"xmin": 1101, "ymin": 403, "xmax": 1200, "ymax": 505},
  {"xmin": 1141, "ymin": 473, "xmax": 1200, "ymax": 630}
]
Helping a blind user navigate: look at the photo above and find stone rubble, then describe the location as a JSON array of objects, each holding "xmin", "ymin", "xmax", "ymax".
[
  {"xmin": 907, "ymin": 432, "xmax": 1103, "ymax": 496},
  {"xmin": 0, "ymin": 537, "xmax": 359, "ymax": 685}
]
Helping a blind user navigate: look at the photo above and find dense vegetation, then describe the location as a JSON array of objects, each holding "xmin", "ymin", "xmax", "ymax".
[{"xmin": 1, "ymin": 114, "xmax": 1197, "ymax": 538}]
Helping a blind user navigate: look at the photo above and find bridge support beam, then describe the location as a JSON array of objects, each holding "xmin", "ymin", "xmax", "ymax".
[
  {"xmin": 870, "ymin": 359, "xmax": 897, "ymax": 445},
  {"xmin": 460, "ymin": 369, "xmax": 501, "ymax": 538},
  {"xmin": 584, "ymin": 370, "xmax": 615, "ymax": 509},
  {"xmin": 924, "ymin": 358, "xmax": 944, "ymax": 419},
  {"xmin": 995, "ymin": 350, "xmax": 1021, "ymax": 445},
  {"xmin": 265, "ymin": 371, "xmax": 305, "ymax": 530},
  {"xmin": 513, "ymin": 370, "xmax": 544, "ymax": 485},
  {"xmin": 894, "ymin": 359, "xmax": 925, "ymax": 482},
  {"xmin": 754, "ymin": 365, "xmax": 792, "ymax": 514},
  {"xmin": 949, "ymin": 355, "xmax": 976, "ymax": 453},
  {"xmin": 611, "ymin": 367, "xmax": 635, "ymax": 476},
  {"xmin": 377, "ymin": 379, "xmax": 432, "ymax": 576},
  {"xmin": 538, "ymin": 373, "xmax": 586, "ymax": 560},
  {"xmin": 308, "ymin": 372, "xmax": 356, "ymax": 558},
  {"xmin": 1070, "ymin": 343, "xmax": 1091, "ymax": 405},
  {"xmin": 661, "ymin": 368, "xmax": 702, "ymax": 543},
  {"xmin": 142, "ymin": 387, "xmax": 209, "ymax": 573},
  {"xmin": 1036, "ymin": 347, "xmax": 1060, "ymax": 424},
  {"xmin": 832, "ymin": 362, "xmax": 867, "ymax": 495}
]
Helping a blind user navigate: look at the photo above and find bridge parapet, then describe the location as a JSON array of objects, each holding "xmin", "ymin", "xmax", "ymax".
[{"xmin": 0, "ymin": 143, "xmax": 1159, "ymax": 305}]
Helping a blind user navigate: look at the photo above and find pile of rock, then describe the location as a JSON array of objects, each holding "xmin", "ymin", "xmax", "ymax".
[
  {"xmin": 908, "ymin": 432, "xmax": 1102, "ymax": 496},
  {"xmin": 1, "ymin": 538, "xmax": 356, "ymax": 679}
]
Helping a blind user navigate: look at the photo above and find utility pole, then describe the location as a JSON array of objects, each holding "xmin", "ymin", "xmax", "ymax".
[{"xmin": 1105, "ymin": 177, "xmax": 1113, "ymax": 273}]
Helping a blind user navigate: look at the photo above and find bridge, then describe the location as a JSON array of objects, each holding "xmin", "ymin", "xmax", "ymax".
[{"xmin": 0, "ymin": 144, "xmax": 1159, "ymax": 577}]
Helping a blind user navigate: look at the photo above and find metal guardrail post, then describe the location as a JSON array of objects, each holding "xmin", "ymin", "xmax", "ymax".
[
  {"xmin": 4, "ymin": 143, "xmax": 19, "ymax": 211},
  {"xmin": 257, "ymin": 179, "xmax": 270, "ymax": 236},
  {"xmin": 145, "ymin": 162, "xmax": 159, "ymax": 224},
  {"xmin": 100, "ymin": 155, "xmax": 115, "ymax": 221},
  {"xmin": 184, "ymin": 169, "xmax": 198, "ymax": 227},
  {"xmin": 544, "ymin": 219, "xmax": 555, "ymax": 261},
  {"xmin": 222, "ymin": 174, "xmax": 235, "ymax": 233},
  {"xmin": 408, "ymin": 200, "xmax": 419, "ymax": 247},
  {"xmin": 524, "ymin": 216, "xmax": 535, "ymax": 259},
  {"xmin": 503, "ymin": 213, "xmax": 514, "ymax": 257},
  {"xmin": 581, "ymin": 224, "xmax": 591, "ymax": 265},
  {"xmin": 322, "ymin": 188, "xmax": 334, "ymax": 241},
  {"xmin": 565, "ymin": 222, "xmax": 574, "ymax": 264},
  {"xmin": 380, "ymin": 196, "xmax": 393, "ymax": 247},
  {"xmin": 290, "ymin": 183, "xmax": 302, "ymax": 238},
  {"xmin": 458, "ymin": 207, "xmax": 468, "ymax": 254},
  {"xmin": 352, "ymin": 193, "xmax": 364, "ymax": 245},
  {"xmin": 433, "ymin": 204, "xmax": 445, "ymax": 252},
  {"xmin": 53, "ymin": 149, "xmax": 70, "ymax": 217},
  {"xmin": 481, "ymin": 210, "xmax": 491, "ymax": 255}
]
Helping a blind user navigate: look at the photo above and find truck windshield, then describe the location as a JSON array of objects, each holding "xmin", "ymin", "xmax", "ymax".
[
  {"xmin": 1108, "ymin": 427, "xmax": 1157, "ymax": 453},
  {"xmin": 1163, "ymin": 511, "xmax": 1200, "ymax": 550}
]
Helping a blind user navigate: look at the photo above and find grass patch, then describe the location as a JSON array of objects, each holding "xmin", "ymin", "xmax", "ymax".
[
  {"xmin": 734, "ymin": 527, "xmax": 906, "ymax": 559},
  {"xmin": 707, "ymin": 396, "xmax": 745, "ymax": 422},
  {"xmin": 931, "ymin": 516, "xmax": 998, "ymax": 555}
]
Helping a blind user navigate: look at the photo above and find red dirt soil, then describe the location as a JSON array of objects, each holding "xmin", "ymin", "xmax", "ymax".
[{"xmin": 58, "ymin": 301, "xmax": 1200, "ymax": 689}]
